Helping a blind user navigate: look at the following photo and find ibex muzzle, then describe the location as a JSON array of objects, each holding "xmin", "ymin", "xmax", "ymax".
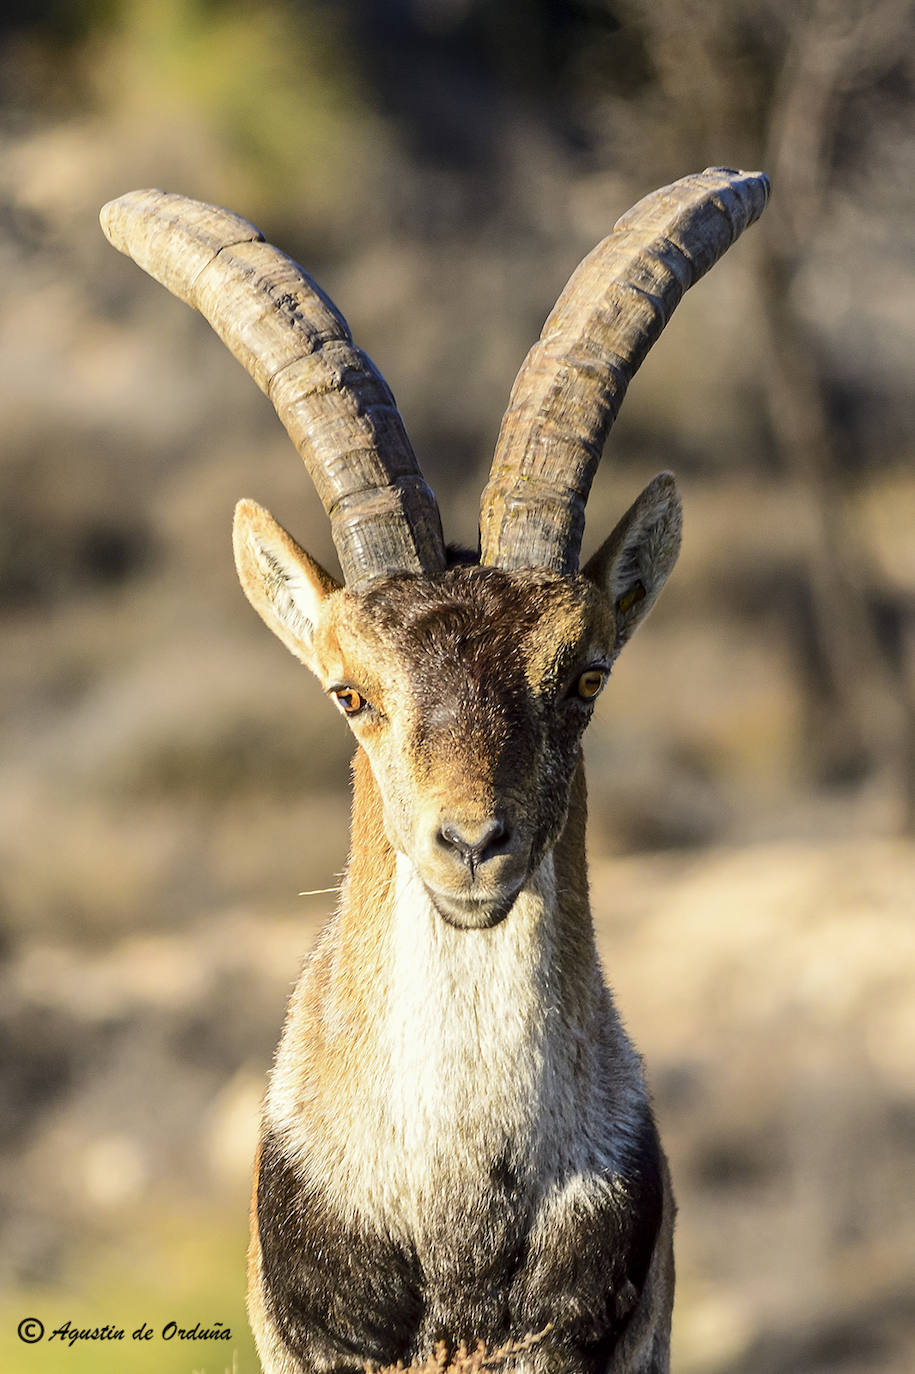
[{"xmin": 102, "ymin": 168, "xmax": 769, "ymax": 1373}]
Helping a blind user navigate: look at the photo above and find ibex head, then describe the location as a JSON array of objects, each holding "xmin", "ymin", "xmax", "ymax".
[
  {"xmin": 101, "ymin": 170, "xmax": 768, "ymax": 930},
  {"xmin": 231, "ymin": 477, "xmax": 680, "ymax": 929}
]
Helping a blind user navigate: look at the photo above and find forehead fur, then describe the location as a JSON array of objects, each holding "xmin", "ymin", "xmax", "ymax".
[{"xmin": 326, "ymin": 566, "xmax": 611, "ymax": 691}]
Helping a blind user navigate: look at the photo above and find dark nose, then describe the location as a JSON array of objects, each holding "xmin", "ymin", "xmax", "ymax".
[{"xmin": 437, "ymin": 817, "xmax": 509, "ymax": 873}]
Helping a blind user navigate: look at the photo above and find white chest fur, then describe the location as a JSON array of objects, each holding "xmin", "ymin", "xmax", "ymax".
[{"xmin": 267, "ymin": 851, "xmax": 641, "ymax": 1249}]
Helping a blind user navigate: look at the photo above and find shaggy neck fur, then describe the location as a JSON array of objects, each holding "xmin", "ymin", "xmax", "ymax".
[{"xmin": 265, "ymin": 746, "xmax": 638, "ymax": 1245}]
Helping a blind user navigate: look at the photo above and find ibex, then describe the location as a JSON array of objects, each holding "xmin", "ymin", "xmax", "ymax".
[{"xmin": 101, "ymin": 167, "xmax": 768, "ymax": 1374}]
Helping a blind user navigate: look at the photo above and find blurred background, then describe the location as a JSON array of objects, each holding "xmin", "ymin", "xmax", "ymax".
[{"xmin": 1, "ymin": 1, "xmax": 913, "ymax": 1371}]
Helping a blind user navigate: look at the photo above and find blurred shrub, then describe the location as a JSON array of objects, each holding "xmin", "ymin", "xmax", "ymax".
[{"xmin": 4, "ymin": 0, "xmax": 383, "ymax": 232}]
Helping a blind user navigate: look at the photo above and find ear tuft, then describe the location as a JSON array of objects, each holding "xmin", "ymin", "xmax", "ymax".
[
  {"xmin": 233, "ymin": 499, "xmax": 339, "ymax": 671},
  {"xmin": 584, "ymin": 472, "xmax": 682, "ymax": 655}
]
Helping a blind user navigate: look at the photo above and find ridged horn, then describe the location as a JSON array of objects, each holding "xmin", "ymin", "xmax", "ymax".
[
  {"xmin": 100, "ymin": 190, "xmax": 447, "ymax": 589},
  {"xmin": 479, "ymin": 167, "xmax": 770, "ymax": 573}
]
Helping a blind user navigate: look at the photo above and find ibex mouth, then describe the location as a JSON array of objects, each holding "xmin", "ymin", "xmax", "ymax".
[{"xmin": 424, "ymin": 883, "xmax": 522, "ymax": 931}]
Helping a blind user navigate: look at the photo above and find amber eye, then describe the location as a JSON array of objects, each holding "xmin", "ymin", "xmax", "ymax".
[
  {"xmin": 576, "ymin": 668, "xmax": 606, "ymax": 701},
  {"xmin": 331, "ymin": 687, "xmax": 367, "ymax": 717}
]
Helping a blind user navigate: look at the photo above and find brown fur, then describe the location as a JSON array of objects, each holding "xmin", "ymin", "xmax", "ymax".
[
  {"xmin": 101, "ymin": 172, "xmax": 769, "ymax": 1374},
  {"xmin": 234, "ymin": 523, "xmax": 681, "ymax": 1374}
]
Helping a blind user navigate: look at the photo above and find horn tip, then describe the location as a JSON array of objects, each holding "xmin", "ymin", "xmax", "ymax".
[
  {"xmin": 99, "ymin": 188, "xmax": 168, "ymax": 248},
  {"xmin": 701, "ymin": 166, "xmax": 771, "ymax": 217}
]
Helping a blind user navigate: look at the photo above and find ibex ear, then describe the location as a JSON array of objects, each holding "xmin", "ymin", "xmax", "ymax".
[
  {"xmin": 584, "ymin": 472, "xmax": 682, "ymax": 656},
  {"xmin": 233, "ymin": 499, "xmax": 340, "ymax": 672}
]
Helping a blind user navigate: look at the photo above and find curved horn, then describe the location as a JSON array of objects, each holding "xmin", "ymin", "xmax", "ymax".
[
  {"xmin": 479, "ymin": 167, "xmax": 770, "ymax": 573},
  {"xmin": 100, "ymin": 190, "xmax": 446, "ymax": 589}
]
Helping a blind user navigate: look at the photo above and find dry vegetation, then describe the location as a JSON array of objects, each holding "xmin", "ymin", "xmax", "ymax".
[
  {"xmin": 1, "ymin": 2, "xmax": 914, "ymax": 1372},
  {"xmin": 369, "ymin": 1327, "xmax": 555, "ymax": 1374}
]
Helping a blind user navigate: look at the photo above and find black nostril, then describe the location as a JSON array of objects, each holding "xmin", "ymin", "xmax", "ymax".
[
  {"xmin": 475, "ymin": 817, "xmax": 508, "ymax": 864},
  {"xmin": 438, "ymin": 817, "xmax": 510, "ymax": 872}
]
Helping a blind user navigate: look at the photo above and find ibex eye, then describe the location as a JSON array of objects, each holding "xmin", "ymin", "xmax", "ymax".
[
  {"xmin": 332, "ymin": 687, "xmax": 367, "ymax": 716},
  {"xmin": 577, "ymin": 669, "xmax": 606, "ymax": 701}
]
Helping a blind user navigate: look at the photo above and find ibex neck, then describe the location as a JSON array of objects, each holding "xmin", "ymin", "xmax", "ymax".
[{"xmin": 267, "ymin": 747, "xmax": 610, "ymax": 1230}]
